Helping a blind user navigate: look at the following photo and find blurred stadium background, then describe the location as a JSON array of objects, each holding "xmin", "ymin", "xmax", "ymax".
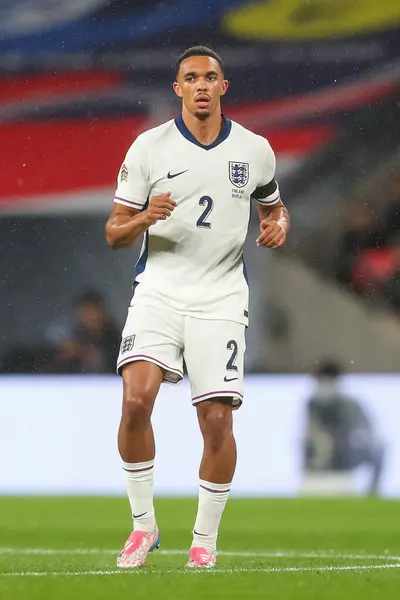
[{"xmin": 1, "ymin": 0, "xmax": 400, "ymax": 571}]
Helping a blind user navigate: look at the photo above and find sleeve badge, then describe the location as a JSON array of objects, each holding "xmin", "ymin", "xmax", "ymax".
[{"xmin": 120, "ymin": 163, "xmax": 129, "ymax": 182}]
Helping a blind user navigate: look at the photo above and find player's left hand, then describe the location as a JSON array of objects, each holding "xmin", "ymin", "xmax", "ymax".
[{"xmin": 256, "ymin": 219, "xmax": 286, "ymax": 248}]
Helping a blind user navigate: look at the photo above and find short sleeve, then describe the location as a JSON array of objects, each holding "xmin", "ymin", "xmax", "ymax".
[
  {"xmin": 113, "ymin": 136, "xmax": 150, "ymax": 210},
  {"xmin": 251, "ymin": 139, "xmax": 280, "ymax": 206}
]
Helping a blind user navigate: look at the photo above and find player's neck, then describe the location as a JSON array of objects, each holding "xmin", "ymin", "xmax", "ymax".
[{"xmin": 181, "ymin": 107, "xmax": 223, "ymax": 147}]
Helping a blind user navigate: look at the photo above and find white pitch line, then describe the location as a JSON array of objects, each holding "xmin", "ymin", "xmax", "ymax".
[
  {"xmin": 218, "ymin": 551, "xmax": 400, "ymax": 561},
  {"xmin": 2, "ymin": 564, "xmax": 400, "ymax": 577},
  {"xmin": 0, "ymin": 548, "xmax": 399, "ymax": 561}
]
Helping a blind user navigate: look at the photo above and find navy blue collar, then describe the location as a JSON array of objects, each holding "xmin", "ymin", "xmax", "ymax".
[{"xmin": 174, "ymin": 114, "xmax": 232, "ymax": 150}]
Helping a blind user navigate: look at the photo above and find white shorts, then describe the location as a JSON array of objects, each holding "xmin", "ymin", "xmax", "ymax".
[{"xmin": 117, "ymin": 297, "xmax": 245, "ymax": 409}]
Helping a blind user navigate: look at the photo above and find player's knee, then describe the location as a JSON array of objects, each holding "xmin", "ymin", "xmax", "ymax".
[
  {"xmin": 200, "ymin": 404, "xmax": 233, "ymax": 452},
  {"xmin": 122, "ymin": 392, "xmax": 153, "ymax": 428}
]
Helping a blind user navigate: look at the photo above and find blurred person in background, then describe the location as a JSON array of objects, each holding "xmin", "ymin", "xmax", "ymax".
[
  {"xmin": 334, "ymin": 172, "xmax": 400, "ymax": 313},
  {"xmin": 334, "ymin": 204, "xmax": 380, "ymax": 286},
  {"xmin": 351, "ymin": 235, "xmax": 400, "ymax": 307},
  {"xmin": 304, "ymin": 360, "xmax": 385, "ymax": 496},
  {"xmin": 72, "ymin": 290, "xmax": 120, "ymax": 373},
  {"xmin": 46, "ymin": 290, "xmax": 120, "ymax": 374},
  {"xmin": 1, "ymin": 290, "xmax": 119, "ymax": 374}
]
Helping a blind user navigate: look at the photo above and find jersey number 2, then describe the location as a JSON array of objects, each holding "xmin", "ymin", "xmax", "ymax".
[
  {"xmin": 226, "ymin": 340, "xmax": 238, "ymax": 372},
  {"xmin": 196, "ymin": 196, "xmax": 213, "ymax": 229}
]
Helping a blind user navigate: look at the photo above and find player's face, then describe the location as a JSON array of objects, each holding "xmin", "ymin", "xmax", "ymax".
[{"xmin": 173, "ymin": 56, "xmax": 229, "ymax": 120}]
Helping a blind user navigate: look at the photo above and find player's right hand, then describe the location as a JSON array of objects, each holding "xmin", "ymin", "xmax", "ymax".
[{"xmin": 144, "ymin": 192, "xmax": 176, "ymax": 225}]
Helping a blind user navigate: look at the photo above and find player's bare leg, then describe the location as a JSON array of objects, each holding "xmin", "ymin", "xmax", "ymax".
[
  {"xmin": 117, "ymin": 361, "xmax": 163, "ymax": 568},
  {"xmin": 118, "ymin": 360, "xmax": 162, "ymax": 462},
  {"xmin": 197, "ymin": 399, "xmax": 236, "ymax": 482},
  {"xmin": 187, "ymin": 398, "xmax": 236, "ymax": 568}
]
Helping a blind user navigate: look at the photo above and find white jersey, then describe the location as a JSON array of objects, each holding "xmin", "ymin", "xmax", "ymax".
[{"xmin": 113, "ymin": 116, "xmax": 280, "ymax": 326}]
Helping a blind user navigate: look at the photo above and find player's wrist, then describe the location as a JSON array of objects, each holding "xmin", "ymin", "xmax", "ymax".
[
  {"xmin": 276, "ymin": 221, "xmax": 287, "ymax": 234},
  {"xmin": 264, "ymin": 219, "xmax": 286, "ymax": 233},
  {"xmin": 141, "ymin": 210, "xmax": 155, "ymax": 227}
]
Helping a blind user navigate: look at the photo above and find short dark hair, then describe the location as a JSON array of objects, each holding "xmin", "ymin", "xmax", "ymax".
[{"xmin": 176, "ymin": 45, "xmax": 224, "ymax": 77}]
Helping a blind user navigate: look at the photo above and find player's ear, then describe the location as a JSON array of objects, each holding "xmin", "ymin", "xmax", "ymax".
[
  {"xmin": 220, "ymin": 79, "xmax": 229, "ymax": 96},
  {"xmin": 173, "ymin": 81, "xmax": 183, "ymax": 98}
]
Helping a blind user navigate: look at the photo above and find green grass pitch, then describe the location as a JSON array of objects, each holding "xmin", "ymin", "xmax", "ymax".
[{"xmin": 0, "ymin": 497, "xmax": 399, "ymax": 599}]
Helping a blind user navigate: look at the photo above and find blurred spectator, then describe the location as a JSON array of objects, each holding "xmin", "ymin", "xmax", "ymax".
[
  {"xmin": 0, "ymin": 290, "xmax": 120, "ymax": 374},
  {"xmin": 351, "ymin": 236, "xmax": 400, "ymax": 301},
  {"xmin": 335, "ymin": 205, "xmax": 380, "ymax": 285},
  {"xmin": 304, "ymin": 360, "xmax": 385, "ymax": 496},
  {"xmin": 333, "ymin": 171, "xmax": 400, "ymax": 319},
  {"xmin": 62, "ymin": 290, "xmax": 120, "ymax": 373}
]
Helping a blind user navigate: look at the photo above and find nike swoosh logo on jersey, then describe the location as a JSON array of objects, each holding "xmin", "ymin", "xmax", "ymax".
[
  {"xmin": 224, "ymin": 376, "xmax": 239, "ymax": 382},
  {"xmin": 167, "ymin": 169, "xmax": 189, "ymax": 179}
]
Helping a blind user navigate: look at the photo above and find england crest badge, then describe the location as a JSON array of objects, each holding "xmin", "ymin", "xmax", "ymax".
[
  {"xmin": 120, "ymin": 163, "xmax": 129, "ymax": 182},
  {"xmin": 121, "ymin": 335, "xmax": 135, "ymax": 354},
  {"xmin": 229, "ymin": 162, "xmax": 249, "ymax": 188}
]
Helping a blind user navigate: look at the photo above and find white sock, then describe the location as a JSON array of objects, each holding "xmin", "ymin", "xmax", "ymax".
[
  {"xmin": 123, "ymin": 460, "xmax": 156, "ymax": 532},
  {"xmin": 192, "ymin": 479, "xmax": 231, "ymax": 553}
]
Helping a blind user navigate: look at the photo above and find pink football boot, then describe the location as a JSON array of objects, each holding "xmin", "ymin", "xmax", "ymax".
[
  {"xmin": 117, "ymin": 529, "xmax": 160, "ymax": 568},
  {"xmin": 186, "ymin": 547, "xmax": 216, "ymax": 569}
]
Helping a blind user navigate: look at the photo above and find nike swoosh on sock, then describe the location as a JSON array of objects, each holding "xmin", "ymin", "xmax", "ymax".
[{"xmin": 133, "ymin": 512, "xmax": 147, "ymax": 519}]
